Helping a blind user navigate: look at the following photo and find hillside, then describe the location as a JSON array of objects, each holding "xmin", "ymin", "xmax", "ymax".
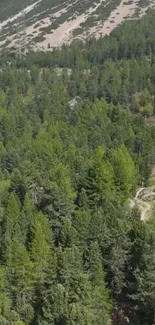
[
  {"xmin": 0, "ymin": 0, "xmax": 154, "ymax": 52},
  {"xmin": 1, "ymin": 5, "xmax": 155, "ymax": 325}
]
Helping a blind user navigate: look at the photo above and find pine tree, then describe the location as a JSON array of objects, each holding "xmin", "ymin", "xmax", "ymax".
[
  {"xmin": 20, "ymin": 193, "xmax": 36, "ymax": 245},
  {"xmin": 6, "ymin": 240, "xmax": 34, "ymax": 323},
  {"xmin": 86, "ymin": 242, "xmax": 112, "ymax": 324},
  {"xmin": 31, "ymin": 212, "xmax": 52, "ymax": 284},
  {"xmin": 0, "ymin": 266, "xmax": 11, "ymax": 324},
  {"xmin": 3, "ymin": 193, "xmax": 21, "ymax": 258},
  {"xmin": 84, "ymin": 146, "xmax": 116, "ymax": 206},
  {"xmin": 112, "ymin": 144, "xmax": 136, "ymax": 199}
]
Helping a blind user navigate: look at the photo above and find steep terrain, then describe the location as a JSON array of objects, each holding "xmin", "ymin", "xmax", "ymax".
[
  {"xmin": 130, "ymin": 188, "xmax": 154, "ymax": 221},
  {"xmin": 130, "ymin": 165, "xmax": 155, "ymax": 221},
  {"xmin": 0, "ymin": 0, "xmax": 154, "ymax": 52},
  {"xmin": 1, "ymin": 8, "xmax": 155, "ymax": 325}
]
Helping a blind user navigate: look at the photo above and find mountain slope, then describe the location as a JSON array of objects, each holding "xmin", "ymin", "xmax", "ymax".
[{"xmin": 0, "ymin": 0, "xmax": 154, "ymax": 52}]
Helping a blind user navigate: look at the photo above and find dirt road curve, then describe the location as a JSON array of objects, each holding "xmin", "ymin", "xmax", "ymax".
[{"xmin": 130, "ymin": 187, "xmax": 153, "ymax": 221}]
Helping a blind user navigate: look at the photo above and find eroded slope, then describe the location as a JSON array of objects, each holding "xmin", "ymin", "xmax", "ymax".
[{"xmin": 0, "ymin": 0, "xmax": 154, "ymax": 51}]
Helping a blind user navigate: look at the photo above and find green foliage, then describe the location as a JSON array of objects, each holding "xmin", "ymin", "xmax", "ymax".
[
  {"xmin": 31, "ymin": 212, "xmax": 52, "ymax": 283},
  {"xmin": 6, "ymin": 240, "xmax": 34, "ymax": 323},
  {"xmin": 112, "ymin": 144, "xmax": 137, "ymax": 199},
  {"xmin": 0, "ymin": 12, "xmax": 155, "ymax": 325},
  {"xmin": 85, "ymin": 146, "xmax": 116, "ymax": 205},
  {"xmin": 0, "ymin": 266, "xmax": 11, "ymax": 323}
]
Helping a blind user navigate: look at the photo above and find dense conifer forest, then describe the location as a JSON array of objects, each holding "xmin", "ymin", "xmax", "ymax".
[{"xmin": 1, "ymin": 11, "xmax": 155, "ymax": 325}]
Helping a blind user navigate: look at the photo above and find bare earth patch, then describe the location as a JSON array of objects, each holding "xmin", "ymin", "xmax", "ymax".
[
  {"xmin": 88, "ymin": 0, "xmax": 138, "ymax": 38},
  {"xmin": 0, "ymin": 0, "xmax": 154, "ymax": 52},
  {"xmin": 129, "ymin": 188, "xmax": 153, "ymax": 221},
  {"xmin": 36, "ymin": 0, "xmax": 106, "ymax": 50}
]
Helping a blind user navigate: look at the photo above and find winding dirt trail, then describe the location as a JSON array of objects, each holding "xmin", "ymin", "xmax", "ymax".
[
  {"xmin": 130, "ymin": 187, "xmax": 153, "ymax": 221},
  {"xmin": 135, "ymin": 197, "xmax": 151, "ymax": 221}
]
